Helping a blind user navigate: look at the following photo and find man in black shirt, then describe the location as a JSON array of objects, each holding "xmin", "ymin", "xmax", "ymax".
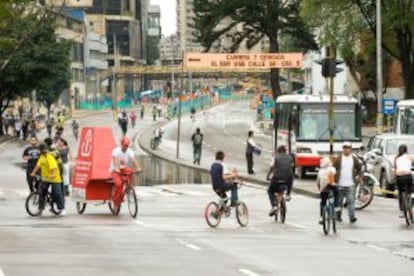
[
  {"xmin": 266, "ymin": 145, "xmax": 294, "ymax": 216},
  {"xmin": 22, "ymin": 136, "xmax": 40, "ymax": 192}
]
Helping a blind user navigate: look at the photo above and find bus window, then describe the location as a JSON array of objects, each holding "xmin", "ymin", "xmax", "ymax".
[{"xmin": 403, "ymin": 107, "xmax": 414, "ymax": 134}]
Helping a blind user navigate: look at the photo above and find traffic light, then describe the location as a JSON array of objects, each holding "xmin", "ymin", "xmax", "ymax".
[{"xmin": 319, "ymin": 58, "xmax": 344, "ymax": 78}]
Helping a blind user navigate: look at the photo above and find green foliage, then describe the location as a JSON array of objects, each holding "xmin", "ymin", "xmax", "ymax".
[
  {"xmin": 193, "ymin": 0, "xmax": 318, "ymax": 98},
  {"xmin": 0, "ymin": 0, "xmax": 71, "ymax": 113},
  {"xmin": 301, "ymin": 0, "xmax": 414, "ymax": 99}
]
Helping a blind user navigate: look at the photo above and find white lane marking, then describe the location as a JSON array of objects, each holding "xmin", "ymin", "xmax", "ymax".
[
  {"xmin": 367, "ymin": 244, "xmax": 388, "ymax": 252},
  {"xmin": 135, "ymin": 190, "xmax": 155, "ymax": 197},
  {"xmin": 0, "ymin": 268, "xmax": 5, "ymax": 276},
  {"xmin": 391, "ymin": 250, "xmax": 414, "ymax": 259},
  {"xmin": 239, "ymin": 268, "xmax": 260, "ymax": 276},
  {"xmin": 288, "ymin": 223, "xmax": 307, "ymax": 230},
  {"xmin": 0, "ymin": 140, "xmax": 10, "ymax": 149},
  {"xmin": 0, "ymin": 191, "xmax": 4, "ymax": 197},
  {"xmin": 177, "ymin": 239, "xmax": 202, "ymax": 251},
  {"xmin": 250, "ymin": 227, "xmax": 265, "ymax": 233},
  {"xmin": 134, "ymin": 220, "xmax": 153, "ymax": 227}
]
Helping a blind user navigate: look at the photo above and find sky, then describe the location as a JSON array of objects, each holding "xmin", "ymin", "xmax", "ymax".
[{"xmin": 150, "ymin": 0, "xmax": 176, "ymax": 36}]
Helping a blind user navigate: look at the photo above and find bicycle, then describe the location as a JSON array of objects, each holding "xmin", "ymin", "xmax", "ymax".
[
  {"xmin": 273, "ymin": 183, "xmax": 287, "ymax": 223},
  {"xmin": 322, "ymin": 190, "xmax": 337, "ymax": 235},
  {"xmin": 204, "ymin": 184, "xmax": 248, "ymax": 228},
  {"xmin": 25, "ymin": 177, "xmax": 62, "ymax": 217},
  {"xmin": 400, "ymin": 189, "xmax": 413, "ymax": 227},
  {"xmin": 108, "ymin": 170, "xmax": 140, "ymax": 218}
]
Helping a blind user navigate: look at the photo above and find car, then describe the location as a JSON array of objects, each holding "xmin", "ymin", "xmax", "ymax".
[{"xmin": 367, "ymin": 134, "xmax": 414, "ymax": 197}]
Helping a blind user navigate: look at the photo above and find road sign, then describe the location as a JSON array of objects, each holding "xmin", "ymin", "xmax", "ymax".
[
  {"xmin": 383, "ymin": 98, "xmax": 396, "ymax": 115},
  {"xmin": 183, "ymin": 53, "xmax": 303, "ymax": 71}
]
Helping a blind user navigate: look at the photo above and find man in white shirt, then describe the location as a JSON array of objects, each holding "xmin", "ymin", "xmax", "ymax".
[
  {"xmin": 333, "ymin": 141, "xmax": 362, "ymax": 223},
  {"xmin": 110, "ymin": 137, "xmax": 141, "ymax": 213}
]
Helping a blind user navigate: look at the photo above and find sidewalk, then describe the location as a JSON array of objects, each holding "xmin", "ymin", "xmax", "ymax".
[{"xmin": 137, "ymin": 106, "xmax": 320, "ymax": 198}]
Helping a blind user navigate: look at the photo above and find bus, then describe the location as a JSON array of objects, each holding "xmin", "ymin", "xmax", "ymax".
[
  {"xmin": 393, "ymin": 100, "xmax": 414, "ymax": 134},
  {"xmin": 275, "ymin": 94, "xmax": 363, "ymax": 178}
]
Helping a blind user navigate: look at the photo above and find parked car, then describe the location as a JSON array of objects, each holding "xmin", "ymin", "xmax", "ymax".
[{"xmin": 367, "ymin": 134, "xmax": 414, "ymax": 197}]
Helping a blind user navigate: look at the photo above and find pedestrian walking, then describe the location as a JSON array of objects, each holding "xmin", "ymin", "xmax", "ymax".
[
  {"xmin": 245, "ymin": 131, "xmax": 259, "ymax": 174},
  {"xmin": 46, "ymin": 118, "xmax": 53, "ymax": 138},
  {"xmin": 22, "ymin": 119, "xmax": 29, "ymax": 140},
  {"xmin": 118, "ymin": 109, "xmax": 128, "ymax": 136},
  {"xmin": 56, "ymin": 138, "xmax": 73, "ymax": 196},
  {"xmin": 15, "ymin": 118, "xmax": 22, "ymax": 139},
  {"xmin": 140, "ymin": 105, "xmax": 145, "ymax": 119},
  {"xmin": 157, "ymin": 104, "xmax": 162, "ymax": 118},
  {"xmin": 152, "ymin": 106, "xmax": 157, "ymax": 121},
  {"xmin": 333, "ymin": 141, "xmax": 362, "ymax": 223},
  {"xmin": 191, "ymin": 128, "xmax": 204, "ymax": 165},
  {"xmin": 22, "ymin": 136, "xmax": 41, "ymax": 192}
]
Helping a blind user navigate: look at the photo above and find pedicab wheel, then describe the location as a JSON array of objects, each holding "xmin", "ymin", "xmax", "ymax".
[
  {"xmin": 126, "ymin": 187, "xmax": 138, "ymax": 218},
  {"xmin": 150, "ymin": 139, "xmax": 156, "ymax": 150},
  {"xmin": 204, "ymin": 202, "xmax": 221, "ymax": 228},
  {"xmin": 108, "ymin": 201, "xmax": 121, "ymax": 216},
  {"xmin": 76, "ymin": 202, "xmax": 87, "ymax": 214},
  {"xmin": 236, "ymin": 202, "xmax": 249, "ymax": 227},
  {"xmin": 280, "ymin": 200, "xmax": 286, "ymax": 224},
  {"xmin": 322, "ymin": 206, "xmax": 331, "ymax": 235},
  {"xmin": 25, "ymin": 192, "xmax": 41, "ymax": 217}
]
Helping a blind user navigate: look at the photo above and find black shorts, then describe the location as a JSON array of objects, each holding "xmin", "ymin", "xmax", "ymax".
[{"xmin": 269, "ymin": 180, "xmax": 288, "ymax": 193}]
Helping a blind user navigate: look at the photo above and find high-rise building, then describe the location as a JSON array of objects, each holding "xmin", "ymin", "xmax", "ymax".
[
  {"xmin": 86, "ymin": 0, "xmax": 149, "ymax": 93},
  {"xmin": 176, "ymin": 0, "xmax": 268, "ymax": 54}
]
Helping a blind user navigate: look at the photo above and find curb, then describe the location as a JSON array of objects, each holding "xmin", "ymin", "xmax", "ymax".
[{"xmin": 137, "ymin": 109, "xmax": 319, "ymax": 198}]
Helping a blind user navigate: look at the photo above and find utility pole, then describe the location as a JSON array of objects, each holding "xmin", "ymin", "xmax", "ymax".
[
  {"xmin": 171, "ymin": 37, "xmax": 175, "ymax": 98},
  {"xmin": 376, "ymin": 0, "xmax": 383, "ymax": 133},
  {"xmin": 328, "ymin": 45, "xmax": 336, "ymax": 156}
]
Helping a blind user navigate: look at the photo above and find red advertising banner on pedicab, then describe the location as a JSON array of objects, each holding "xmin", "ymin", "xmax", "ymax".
[{"xmin": 72, "ymin": 127, "xmax": 116, "ymax": 201}]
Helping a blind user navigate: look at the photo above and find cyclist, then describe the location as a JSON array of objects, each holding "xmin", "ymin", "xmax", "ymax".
[
  {"xmin": 394, "ymin": 144, "xmax": 414, "ymax": 218},
  {"xmin": 110, "ymin": 137, "xmax": 142, "ymax": 213},
  {"xmin": 129, "ymin": 111, "xmax": 137, "ymax": 128},
  {"xmin": 29, "ymin": 143, "xmax": 65, "ymax": 216},
  {"xmin": 72, "ymin": 119, "xmax": 79, "ymax": 140},
  {"xmin": 266, "ymin": 145, "xmax": 294, "ymax": 216},
  {"xmin": 317, "ymin": 157, "xmax": 339, "ymax": 224},
  {"xmin": 22, "ymin": 136, "xmax": 40, "ymax": 192},
  {"xmin": 210, "ymin": 151, "xmax": 239, "ymax": 206}
]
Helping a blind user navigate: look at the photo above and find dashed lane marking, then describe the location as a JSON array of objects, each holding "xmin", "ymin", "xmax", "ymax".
[
  {"xmin": 239, "ymin": 269, "xmax": 260, "ymax": 276},
  {"xmin": 177, "ymin": 239, "xmax": 202, "ymax": 251},
  {"xmin": 134, "ymin": 220, "xmax": 153, "ymax": 228}
]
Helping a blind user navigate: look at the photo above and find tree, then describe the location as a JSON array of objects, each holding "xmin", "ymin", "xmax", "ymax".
[
  {"xmin": 193, "ymin": 0, "xmax": 318, "ymax": 100},
  {"xmin": 0, "ymin": 0, "xmax": 71, "ymax": 135},
  {"xmin": 301, "ymin": 0, "xmax": 414, "ymax": 99}
]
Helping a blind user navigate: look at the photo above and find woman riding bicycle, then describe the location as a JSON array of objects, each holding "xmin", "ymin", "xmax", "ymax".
[
  {"xmin": 110, "ymin": 137, "xmax": 142, "ymax": 214},
  {"xmin": 394, "ymin": 144, "xmax": 414, "ymax": 218},
  {"xmin": 317, "ymin": 157, "xmax": 339, "ymax": 224}
]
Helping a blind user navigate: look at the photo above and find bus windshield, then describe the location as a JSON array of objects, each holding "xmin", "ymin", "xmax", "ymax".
[{"xmin": 297, "ymin": 104, "xmax": 360, "ymax": 141}]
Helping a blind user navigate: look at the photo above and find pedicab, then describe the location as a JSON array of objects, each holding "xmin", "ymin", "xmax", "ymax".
[{"xmin": 71, "ymin": 127, "xmax": 139, "ymax": 217}]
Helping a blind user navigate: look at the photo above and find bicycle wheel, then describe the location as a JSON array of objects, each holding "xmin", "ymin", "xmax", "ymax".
[
  {"xmin": 355, "ymin": 185, "xmax": 374, "ymax": 210},
  {"xmin": 322, "ymin": 206, "xmax": 331, "ymax": 235},
  {"xmin": 204, "ymin": 202, "xmax": 221, "ymax": 228},
  {"xmin": 126, "ymin": 187, "xmax": 138, "ymax": 218},
  {"xmin": 280, "ymin": 199, "xmax": 286, "ymax": 223},
  {"xmin": 404, "ymin": 194, "xmax": 412, "ymax": 227},
  {"xmin": 50, "ymin": 197, "xmax": 61, "ymax": 215},
  {"xmin": 25, "ymin": 192, "xmax": 41, "ymax": 217},
  {"xmin": 150, "ymin": 139, "xmax": 157, "ymax": 150},
  {"xmin": 332, "ymin": 206, "xmax": 337, "ymax": 234},
  {"xmin": 76, "ymin": 202, "xmax": 87, "ymax": 214},
  {"xmin": 236, "ymin": 202, "xmax": 249, "ymax": 227}
]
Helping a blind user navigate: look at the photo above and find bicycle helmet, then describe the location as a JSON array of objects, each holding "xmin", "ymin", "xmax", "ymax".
[{"xmin": 121, "ymin": 136, "xmax": 130, "ymax": 146}]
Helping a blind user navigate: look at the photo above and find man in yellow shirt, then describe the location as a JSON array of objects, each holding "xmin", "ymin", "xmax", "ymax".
[{"xmin": 30, "ymin": 143, "xmax": 65, "ymax": 216}]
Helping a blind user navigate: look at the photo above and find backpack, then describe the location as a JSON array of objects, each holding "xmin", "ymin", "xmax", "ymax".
[{"xmin": 193, "ymin": 133, "xmax": 202, "ymax": 146}]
